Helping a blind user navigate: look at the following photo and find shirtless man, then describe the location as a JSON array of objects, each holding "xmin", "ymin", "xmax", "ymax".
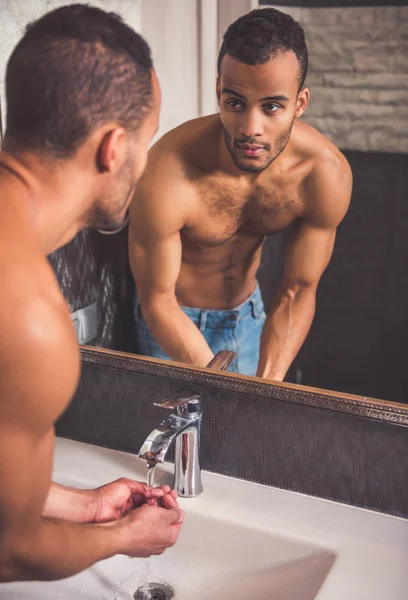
[
  {"xmin": 129, "ymin": 8, "xmax": 352, "ymax": 379},
  {"xmin": 0, "ymin": 5, "xmax": 184, "ymax": 584}
]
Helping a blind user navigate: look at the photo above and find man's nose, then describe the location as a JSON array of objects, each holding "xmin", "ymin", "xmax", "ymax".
[{"xmin": 238, "ymin": 109, "xmax": 264, "ymax": 139}]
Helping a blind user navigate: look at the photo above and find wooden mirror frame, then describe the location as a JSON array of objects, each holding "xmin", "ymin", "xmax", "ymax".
[{"xmin": 80, "ymin": 345, "xmax": 408, "ymax": 427}]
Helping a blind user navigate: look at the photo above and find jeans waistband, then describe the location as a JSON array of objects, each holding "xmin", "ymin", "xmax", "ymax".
[{"xmin": 181, "ymin": 282, "xmax": 265, "ymax": 330}]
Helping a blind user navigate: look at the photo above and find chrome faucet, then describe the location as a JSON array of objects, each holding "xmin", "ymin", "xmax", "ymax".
[{"xmin": 138, "ymin": 350, "xmax": 237, "ymax": 497}]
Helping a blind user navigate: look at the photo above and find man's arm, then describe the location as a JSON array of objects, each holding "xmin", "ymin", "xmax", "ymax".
[
  {"xmin": 257, "ymin": 156, "xmax": 352, "ymax": 381},
  {"xmin": 129, "ymin": 156, "xmax": 214, "ymax": 366},
  {"xmin": 0, "ymin": 259, "xmax": 183, "ymax": 582}
]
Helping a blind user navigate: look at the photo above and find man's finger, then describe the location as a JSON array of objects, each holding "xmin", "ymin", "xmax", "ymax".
[
  {"xmin": 160, "ymin": 494, "xmax": 179, "ymax": 510},
  {"xmin": 131, "ymin": 493, "xmax": 145, "ymax": 508},
  {"xmin": 119, "ymin": 479, "xmax": 147, "ymax": 494},
  {"xmin": 146, "ymin": 488, "xmax": 165, "ymax": 498},
  {"xmin": 146, "ymin": 496, "xmax": 158, "ymax": 506},
  {"xmin": 164, "ymin": 508, "xmax": 184, "ymax": 525}
]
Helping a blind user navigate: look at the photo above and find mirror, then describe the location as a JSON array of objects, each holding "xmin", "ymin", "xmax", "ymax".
[{"xmin": 1, "ymin": 1, "xmax": 406, "ymax": 405}]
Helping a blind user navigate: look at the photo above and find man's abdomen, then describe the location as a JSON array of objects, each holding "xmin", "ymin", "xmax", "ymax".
[{"xmin": 177, "ymin": 235, "xmax": 264, "ymax": 310}]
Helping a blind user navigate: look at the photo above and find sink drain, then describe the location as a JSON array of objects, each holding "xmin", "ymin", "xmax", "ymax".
[{"xmin": 134, "ymin": 582, "xmax": 174, "ymax": 600}]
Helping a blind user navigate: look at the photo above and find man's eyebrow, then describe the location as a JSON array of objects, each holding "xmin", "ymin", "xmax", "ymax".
[
  {"xmin": 260, "ymin": 95, "xmax": 289, "ymax": 102},
  {"xmin": 221, "ymin": 88, "xmax": 289, "ymax": 103},
  {"xmin": 221, "ymin": 87, "xmax": 246, "ymax": 99}
]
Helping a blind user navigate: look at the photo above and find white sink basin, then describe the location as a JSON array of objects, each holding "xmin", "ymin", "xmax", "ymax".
[
  {"xmin": 1, "ymin": 438, "xmax": 407, "ymax": 600},
  {"xmin": 2, "ymin": 506, "xmax": 334, "ymax": 600},
  {"xmin": 1, "ymin": 439, "xmax": 334, "ymax": 600}
]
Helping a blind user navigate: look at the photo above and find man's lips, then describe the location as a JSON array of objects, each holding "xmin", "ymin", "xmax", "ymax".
[{"xmin": 236, "ymin": 144, "xmax": 265, "ymax": 157}]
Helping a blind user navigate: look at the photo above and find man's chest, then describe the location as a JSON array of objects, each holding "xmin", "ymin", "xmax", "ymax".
[{"xmin": 184, "ymin": 179, "xmax": 304, "ymax": 247}]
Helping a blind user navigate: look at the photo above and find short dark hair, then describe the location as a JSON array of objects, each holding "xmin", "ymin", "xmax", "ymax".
[
  {"xmin": 4, "ymin": 4, "xmax": 153, "ymax": 158},
  {"xmin": 218, "ymin": 8, "xmax": 308, "ymax": 90}
]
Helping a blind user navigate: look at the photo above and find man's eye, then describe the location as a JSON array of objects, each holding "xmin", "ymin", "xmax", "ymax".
[
  {"xmin": 263, "ymin": 103, "xmax": 279, "ymax": 114},
  {"xmin": 227, "ymin": 99, "xmax": 244, "ymax": 110}
]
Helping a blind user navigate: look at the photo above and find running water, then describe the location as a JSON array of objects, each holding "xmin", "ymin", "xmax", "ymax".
[
  {"xmin": 138, "ymin": 559, "xmax": 152, "ymax": 599},
  {"xmin": 147, "ymin": 464, "xmax": 156, "ymax": 492},
  {"xmin": 113, "ymin": 559, "xmax": 152, "ymax": 600},
  {"xmin": 112, "ymin": 466, "xmax": 157, "ymax": 599}
]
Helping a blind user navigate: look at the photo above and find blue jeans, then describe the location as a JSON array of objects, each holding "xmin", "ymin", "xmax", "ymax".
[{"xmin": 134, "ymin": 283, "xmax": 266, "ymax": 376}]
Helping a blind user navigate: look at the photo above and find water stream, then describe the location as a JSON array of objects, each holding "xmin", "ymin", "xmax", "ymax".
[
  {"xmin": 147, "ymin": 464, "xmax": 156, "ymax": 492},
  {"xmin": 112, "ymin": 465, "xmax": 157, "ymax": 599}
]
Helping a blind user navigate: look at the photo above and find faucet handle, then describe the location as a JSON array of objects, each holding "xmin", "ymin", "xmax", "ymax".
[
  {"xmin": 206, "ymin": 350, "xmax": 237, "ymax": 372},
  {"xmin": 154, "ymin": 391, "xmax": 202, "ymax": 411}
]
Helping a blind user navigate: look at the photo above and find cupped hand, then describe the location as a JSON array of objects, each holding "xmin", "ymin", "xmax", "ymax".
[
  {"xmin": 115, "ymin": 504, "xmax": 185, "ymax": 557},
  {"xmin": 91, "ymin": 478, "xmax": 178, "ymax": 523}
]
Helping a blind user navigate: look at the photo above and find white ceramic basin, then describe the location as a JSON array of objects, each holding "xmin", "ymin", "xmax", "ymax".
[
  {"xmin": 2, "ymin": 501, "xmax": 334, "ymax": 600},
  {"xmin": 2, "ymin": 511, "xmax": 334, "ymax": 599}
]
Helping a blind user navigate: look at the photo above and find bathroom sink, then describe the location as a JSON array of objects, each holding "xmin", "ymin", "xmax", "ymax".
[
  {"xmin": 2, "ymin": 502, "xmax": 334, "ymax": 600},
  {"xmin": 0, "ymin": 439, "xmax": 335, "ymax": 600},
  {"xmin": 3, "ymin": 437, "xmax": 407, "ymax": 600}
]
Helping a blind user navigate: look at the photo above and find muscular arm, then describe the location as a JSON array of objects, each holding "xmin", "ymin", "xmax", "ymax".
[
  {"xmin": 257, "ymin": 156, "xmax": 352, "ymax": 381},
  {"xmin": 0, "ymin": 301, "xmax": 119, "ymax": 580},
  {"xmin": 129, "ymin": 158, "xmax": 214, "ymax": 366},
  {"xmin": 0, "ymin": 252, "xmax": 182, "ymax": 582}
]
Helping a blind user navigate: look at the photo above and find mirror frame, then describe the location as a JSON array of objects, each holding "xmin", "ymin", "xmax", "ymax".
[{"xmin": 80, "ymin": 345, "xmax": 408, "ymax": 427}]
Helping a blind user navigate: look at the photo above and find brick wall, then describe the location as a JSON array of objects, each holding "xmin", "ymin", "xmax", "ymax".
[{"xmin": 267, "ymin": 5, "xmax": 408, "ymax": 153}]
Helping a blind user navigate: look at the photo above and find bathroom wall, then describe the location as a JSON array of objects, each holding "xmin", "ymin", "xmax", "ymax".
[{"xmin": 141, "ymin": 0, "xmax": 200, "ymax": 140}]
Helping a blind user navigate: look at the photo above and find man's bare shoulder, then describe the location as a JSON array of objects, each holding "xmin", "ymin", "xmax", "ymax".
[
  {"xmin": 0, "ymin": 207, "xmax": 80, "ymax": 433},
  {"xmin": 148, "ymin": 114, "xmax": 221, "ymax": 179},
  {"xmin": 293, "ymin": 120, "xmax": 352, "ymax": 226},
  {"xmin": 131, "ymin": 115, "xmax": 221, "ymax": 233},
  {"xmin": 293, "ymin": 120, "xmax": 350, "ymax": 173}
]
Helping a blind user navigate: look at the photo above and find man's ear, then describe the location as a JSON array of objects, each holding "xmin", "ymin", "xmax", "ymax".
[
  {"xmin": 96, "ymin": 126, "xmax": 126, "ymax": 173},
  {"xmin": 295, "ymin": 87, "xmax": 310, "ymax": 118},
  {"xmin": 216, "ymin": 77, "xmax": 221, "ymax": 106}
]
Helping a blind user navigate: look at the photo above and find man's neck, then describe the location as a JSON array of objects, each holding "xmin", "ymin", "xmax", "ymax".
[{"xmin": 0, "ymin": 149, "xmax": 91, "ymax": 255}]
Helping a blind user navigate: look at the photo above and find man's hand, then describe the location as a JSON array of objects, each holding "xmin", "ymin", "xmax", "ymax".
[
  {"xmin": 92, "ymin": 478, "xmax": 179, "ymax": 523},
  {"xmin": 43, "ymin": 480, "xmax": 178, "ymax": 524},
  {"xmin": 112, "ymin": 504, "xmax": 185, "ymax": 558}
]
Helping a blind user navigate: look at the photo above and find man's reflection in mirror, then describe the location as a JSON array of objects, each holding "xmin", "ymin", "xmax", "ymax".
[{"xmin": 129, "ymin": 8, "xmax": 352, "ymax": 380}]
